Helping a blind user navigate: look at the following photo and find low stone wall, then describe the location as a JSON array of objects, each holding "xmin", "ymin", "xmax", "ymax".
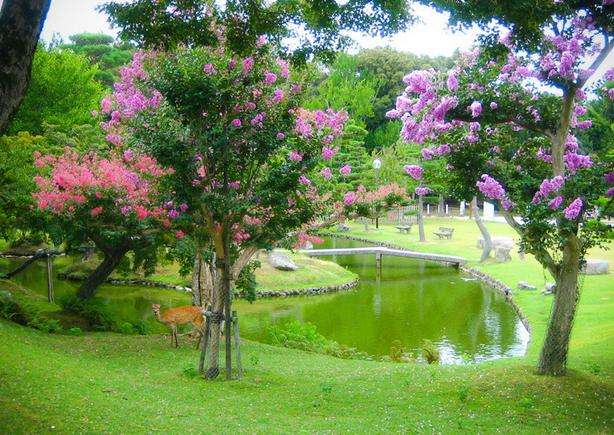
[
  {"xmin": 324, "ymin": 232, "xmax": 532, "ymax": 335},
  {"xmin": 57, "ymin": 272, "xmax": 360, "ymax": 299}
]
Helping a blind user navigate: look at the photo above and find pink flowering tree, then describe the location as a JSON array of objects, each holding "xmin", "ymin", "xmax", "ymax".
[
  {"xmin": 342, "ymin": 183, "xmax": 409, "ymax": 230},
  {"xmin": 105, "ymin": 42, "xmax": 348, "ymax": 379},
  {"xmin": 33, "ymin": 148, "xmax": 178, "ymax": 299},
  {"xmin": 388, "ymin": 9, "xmax": 613, "ymax": 375}
]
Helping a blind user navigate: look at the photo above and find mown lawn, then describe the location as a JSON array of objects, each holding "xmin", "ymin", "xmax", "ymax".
[
  {"xmin": 60, "ymin": 251, "xmax": 357, "ymax": 293},
  {"xmin": 0, "ymin": 217, "xmax": 612, "ymax": 433}
]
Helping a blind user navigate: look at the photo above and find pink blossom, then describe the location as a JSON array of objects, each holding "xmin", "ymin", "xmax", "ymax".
[
  {"xmin": 289, "ymin": 150, "xmax": 303, "ymax": 162},
  {"xmin": 320, "ymin": 167, "xmax": 332, "ymax": 180},
  {"xmin": 490, "ymin": 102, "xmax": 498, "ymax": 109},
  {"xmin": 339, "ymin": 165, "xmax": 352, "ymax": 176},
  {"xmin": 203, "ymin": 63, "xmax": 215, "ymax": 74},
  {"xmin": 175, "ymin": 230, "xmax": 186, "ymax": 239},
  {"xmin": 322, "ymin": 147, "xmax": 336, "ymax": 160},
  {"xmin": 276, "ymin": 59, "xmax": 290, "ymax": 78},
  {"xmin": 563, "ymin": 198, "xmax": 583, "ymax": 220},
  {"xmin": 605, "ymin": 172, "xmax": 614, "ymax": 184},
  {"xmin": 264, "ymin": 72, "xmax": 277, "ymax": 85},
  {"xmin": 415, "ymin": 186, "xmax": 432, "ymax": 196},
  {"xmin": 245, "ymin": 101, "xmax": 257, "ymax": 110},
  {"xmin": 123, "ymin": 149, "xmax": 134, "ymax": 161},
  {"xmin": 343, "ymin": 191, "xmax": 357, "ymax": 206},
  {"xmin": 447, "ymin": 72, "xmax": 458, "ymax": 91},
  {"xmin": 298, "ymin": 175, "xmax": 311, "ymax": 186},
  {"xmin": 231, "ymin": 118, "xmax": 242, "ymax": 127},
  {"xmin": 277, "ymin": 132, "xmax": 286, "ymax": 140},
  {"xmin": 179, "ymin": 203, "xmax": 189, "ymax": 212},
  {"xmin": 256, "ymin": 35, "xmax": 267, "ymax": 47},
  {"xmin": 272, "ymin": 89, "xmax": 284, "ymax": 103},
  {"xmin": 168, "ymin": 209, "xmax": 180, "ymax": 219},
  {"xmin": 421, "ymin": 148, "xmax": 434, "ymax": 160},
  {"xmin": 90, "ymin": 206, "xmax": 103, "ymax": 217},
  {"xmin": 242, "ymin": 57, "xmax": 254, "ymax": 75}
]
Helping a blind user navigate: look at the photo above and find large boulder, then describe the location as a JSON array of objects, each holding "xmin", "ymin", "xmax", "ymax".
[
  {"xmin": 477, "ymin": 237, "xmax": 514, "ymax": 250},
  {"xmin": 494, "ymin": 246, "xmax": 512, "ymax": 263},
  {"xmin": 581, "ymin": 259, "xmax": 609, "ymax": 275},
  {"xmin": 268, "ymin": 250, "xmax": 298, "ymax": 271}
]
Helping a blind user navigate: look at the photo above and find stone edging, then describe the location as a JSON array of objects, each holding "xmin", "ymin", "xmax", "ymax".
[
  {"xmin": 57, "ymin": 272, "xmax": 360, "ymax": 299},
  {"xmin": 323, "ymin": 232, "xmax": 532, "ymax": 335}
]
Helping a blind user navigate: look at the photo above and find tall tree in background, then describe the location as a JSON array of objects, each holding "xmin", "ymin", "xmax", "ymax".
[
  {"xmin": 101, "ymin": 0, "xmax": 412, "ymax": 62},
  {"xmin": 0, "ymin": 0, "xmax": 51, "ymax": 133}
]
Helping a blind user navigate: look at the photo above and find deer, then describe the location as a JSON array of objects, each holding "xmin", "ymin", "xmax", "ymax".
[{"xmin": 151, "ymin": 304, "xmax": 205, "ymax": 348}]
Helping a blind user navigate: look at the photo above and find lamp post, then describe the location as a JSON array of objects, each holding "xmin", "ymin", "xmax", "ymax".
[{"xmin": 372, "ymin": 157, "xmax": 382, "ymax": 229}]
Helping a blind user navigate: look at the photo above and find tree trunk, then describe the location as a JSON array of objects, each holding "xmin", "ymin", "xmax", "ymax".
[
  {"xmin": 77, "ymin": 250, "xmax": 127, "ymax": 300},
  {"xmin": 472, "ymin": 197, "xmax": 492, "ymax": 262},
  {"xmin": 437, "ymin": 194, "xmax": 444, "ymax": 216},
  {"xmin": 417, "ymin": 195, "xmax": 426, "ymax": 242},
  {"xmin": 0, "ymin": 0, "xmax": 51, "ymax": 133},
  {"xmin": 538, "ymin": 235, "xmax": 581, "ymax": 376},
  {"xmin": 191, "ymin": 249, "xmax": 214, "ymax": 307}
]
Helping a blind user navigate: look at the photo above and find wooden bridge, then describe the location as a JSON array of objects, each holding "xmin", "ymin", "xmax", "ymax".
[{"xmin": 300, "ymin": 246, "xmax": 466, "ymax": 269}]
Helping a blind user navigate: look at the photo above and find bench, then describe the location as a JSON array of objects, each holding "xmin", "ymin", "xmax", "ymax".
[
  {"xmin": 433, "ymin": 227, "xmax": 454, "ymax": 240},
  {"xmin": 396, "ymin": 224, "xmax": 412, "ymax": 234}
]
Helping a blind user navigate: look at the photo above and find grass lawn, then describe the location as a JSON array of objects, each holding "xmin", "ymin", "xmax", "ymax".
[
  {"xmin": 60, "ymin": 251, "xmax": 357, "ymax": 293},
  {"xmin": 0, "ymin": 217, "xmax": 612, "ymax": 432}
]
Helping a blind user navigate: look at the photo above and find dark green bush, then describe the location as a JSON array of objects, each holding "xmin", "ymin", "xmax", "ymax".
[{"xmin": 58, "ymin": 294, "xmax": 117, "ymax": 331}]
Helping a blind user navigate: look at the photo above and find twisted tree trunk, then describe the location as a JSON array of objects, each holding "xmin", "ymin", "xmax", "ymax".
[
  {"xmin": 472, "ymin": 196, "xmax": 492, "ymax": 262},
  {"xmin": 0, "ymin": 0, "xmax": 51, "ymax": 133},
  {"xmin": 77, "ymin": 248, "xmax": 128, "ymax": 300},
  {"xmin": 191, "ymin": 248, "xmax": 214, "ymax": 307},
  {"xmin": 538, "ymin": 234, "xmax": 580, "ymax": 376}
]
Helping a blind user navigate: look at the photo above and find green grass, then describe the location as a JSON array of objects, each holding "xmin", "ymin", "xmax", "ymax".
[
  {"xmin": 331, "ymin": 218, "xmax": 614, "ymax": 371},
  {"xmin": 0, "ymin": 217, "xmax": 612, "ymax": 432},
  {"xmin": 60, "ymin": 251, "xmax": 357, "ymax": 293}
]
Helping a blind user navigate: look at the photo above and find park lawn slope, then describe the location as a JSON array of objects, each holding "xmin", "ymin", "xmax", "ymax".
[
  {"xmin": 0, "ymin": 319, "xmax": 612, "ymax": 433},
  {"xmin": 330, "ymin": 218, "xmax": 614, "ymax": 375},
  {"xmin": 59, "ymin": 251, "xmax": 357, "ymax": 294}
]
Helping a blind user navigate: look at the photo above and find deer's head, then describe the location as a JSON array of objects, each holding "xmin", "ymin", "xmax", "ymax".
[{"xmin": 151, "ymin": 304, "xmax": 161, "ymax": 317}]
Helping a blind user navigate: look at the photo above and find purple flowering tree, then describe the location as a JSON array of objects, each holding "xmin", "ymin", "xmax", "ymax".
[{"xmin": 388, "ymin": 9, "xmax": 613, "ymax": 375}]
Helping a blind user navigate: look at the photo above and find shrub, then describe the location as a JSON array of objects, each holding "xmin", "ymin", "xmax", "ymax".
[
  {"xmin": 421, "ymin": 339, "xmax": 440, "ymax": 364},
  {"xmin": 118, "ymin": 322, "xmax": 135, "ymax": 334},
  {"xmin": 0, "ymin": 283, "xmax": 61, "ymax": 333},
  {"xmin": 66, "ymin": 327, "xmax": 83, "ymax": 336},
  {"xmin": 58, "ymin": 294, "xmax": 117, "ymax": 331}
]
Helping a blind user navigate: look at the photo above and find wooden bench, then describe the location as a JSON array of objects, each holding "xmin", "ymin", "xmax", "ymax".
[
  {"xmin": 433, "ymin": 227, "xmax": 454, "ymax": 240},
  {"xmin": 396, "ymin": 224, "xmax": 412, "ymax": 234}
]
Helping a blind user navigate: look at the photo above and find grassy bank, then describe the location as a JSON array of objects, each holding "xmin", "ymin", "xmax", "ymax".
[
  {"xmin": 330, "ymin": 218, "xmax": 614, "ymax": 373},
  {"xmin": 0, "ymin": 218, "xmax": 612, "ymax": 432},
  {"xmin": 59, "ymin": 251, "xmax": 357, "ymax": 294}
]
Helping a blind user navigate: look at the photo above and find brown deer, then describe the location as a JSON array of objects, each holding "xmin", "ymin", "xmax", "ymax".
[{"xmin": 151, "ymin": 304, "xmax": 205, "ymax": 348}]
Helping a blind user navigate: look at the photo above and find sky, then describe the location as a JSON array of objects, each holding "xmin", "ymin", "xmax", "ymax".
[{"xmin": 36, "ymin": 0, "xmax": 477, "ymax": 57}]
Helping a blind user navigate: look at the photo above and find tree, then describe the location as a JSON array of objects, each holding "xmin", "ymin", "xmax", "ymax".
[
  {"xmin": 33, "ymin": 147, "xmax": 179, "ymax": 300},
  {"xmin": 355, "ymin": 47, "xmax": 454, "ymax": 149},
  {"xmin": 389, "ymin": 4, "xmax": 613, "ymax": 375},
  {"xmin": 104, "ymin": 44, "xmax": 348, "ymax": 379},
  {"xmin": 100, "ymin": 0, "xmax": 412, "ymax": 62},
  {"xmin": 0, "ymin": 0, "xmax": 51, "ymax": 133},
  {"xmin": 8, "ymin": 47, "xmax": 105, "ymax": 135}
]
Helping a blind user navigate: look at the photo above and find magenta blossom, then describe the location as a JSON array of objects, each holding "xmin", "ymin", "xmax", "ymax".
[
  {"xmin": 548, "ymin": 196, "xmax": 563, "ymax": 210},
  {"xmin": 242, "ymin": 57, "xmax": 254, "ymax": 75},
  {"xmin": 343, "ymin": 191, "xmax": 357, "ymax": 206},
  {"xmin": 231, "ymin": 118, "xmax": 242, "ymax": 127},
  {"xmin": 404, "ymin": 164, "xmax": 423, "ymax": 180},
  {"xmin": 322, "ymin": 147, "xmax": 337, "ymax": 161},
  {"xmin": 298, "ymin": 175, "xmax": 311, "ymax": 186},
  {"xmin": 476, "ymin": 174, "xmax": 506, "ymax": 200},
  {"xmin": 320, "ymin": 167, "xmax": 332, "ymax": 180},
  {"xmin": 339, "ymin": 165, "xmax": 352, "ymax": 176},
  {"xmin": 563, "ymin": 198, "xmax": 583, "ymax": 220},
  {"xmin": 470, "ymin": 101, "xmax": 482, "ymax": 118},
  {"xmin": 490, "ymin": 102, "xmax": 498, "ymax": 109},
  {"xmin": 415, "ymin": 186, "xmax": 432, "ymax": 196},
  {"xmin": 289, "ymin": 150, "xmax": 303, "ymax": 162},
  {"xmin": 203, "ymin": 63, "xmax": 215, "ymax": 74},
  {"xmin": 264, "ymin": 72, "xmax": 277, "ymax": 85},
  {"xmin": 276, "ymin": 132, "xmax": 285, "ymax": 140}
]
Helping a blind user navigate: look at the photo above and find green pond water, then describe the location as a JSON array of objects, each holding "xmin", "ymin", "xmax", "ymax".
[{"xmin": 1, "ymin": 238, "xmax": 528, "ymax": 364}]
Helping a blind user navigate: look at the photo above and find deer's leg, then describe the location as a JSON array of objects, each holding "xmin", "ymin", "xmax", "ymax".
[{"xmin": 172, "ymin": 325, "xmax": 178, "ymax": 348}]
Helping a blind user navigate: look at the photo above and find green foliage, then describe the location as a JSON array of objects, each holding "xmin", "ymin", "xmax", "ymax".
[
  {"xmin": 182, "ymin": 365, "xmax": 199, "ymax": 379},
  {"xmin": 267, "ymin": 320, "xmax": 369, "ymax": 360},
  {"xmin": 69, "ymin": 33, "xmax": 115, "ymax": 46},
  {"xmin": 0, "ymin": 281, "xmax": 61, "ymax": 333},
  {"xmin": 235, "ymin": 260, "xmax": 261, "ymax": 303},
  {"xmin": 66, "ymin": 327, "xmax": 83, "ymax": 336},
  {"xmin": 58, "ymin": 294, "xmax": 117, "ymax": 332},
  {"xmin": 8, "ymin": 46, "xmax": 105, "ymax": 135},
  {"xmin": 101, "ymin": 0, "xmax": 411, "ymax": 62}
]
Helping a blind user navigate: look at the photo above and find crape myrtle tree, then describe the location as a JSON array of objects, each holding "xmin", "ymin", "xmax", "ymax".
[
  {"xmin": 33, "ymin": 147, "xmax": 181, "ymax": 300},
  {"xmin": 104, "ymin": 40, "xmax": 349, "ymax": 379},
  {"xmin": 388, "ymin": 5, "xmax": 613, "ymax": 375}
]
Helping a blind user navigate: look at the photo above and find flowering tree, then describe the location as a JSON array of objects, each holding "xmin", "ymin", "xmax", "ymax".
[
  {"xmin": 105, "ymin": 41, "xmax": 348, "ymax": 379},
  {"xmin": 388, "ymin": 7, "xmax": 613, "ymax": 375},
  {"xmin": 342, "ymin": 183, "xmax": 409, "ymax": 229},
  {"xmin": 33, "ymin": 148, "xmax": 178, "ymax": 299}
]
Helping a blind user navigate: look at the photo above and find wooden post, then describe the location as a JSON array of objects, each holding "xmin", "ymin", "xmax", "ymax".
[
  {"xmin": 445, "ymin": 204, "xmax": 449, "ymax": 215},
  {"xmin": 199, "ymin": 306, "xmax": 212, "ymax": 375},
  {"xmin": 375, "ymin": 252, "xmax": 382, "ymax": 272},
  {"xmin": 232, "ymin": 310, "xmax": 243, "ymax": 379},
  {"xmin": 46, "ymin": 253, "xmax": 54, "ymax": 302}
]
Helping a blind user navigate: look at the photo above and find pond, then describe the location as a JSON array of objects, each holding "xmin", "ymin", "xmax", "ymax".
[{"xmin": 0, "ymin": 237, "xmax": 529, "ymax": 364}]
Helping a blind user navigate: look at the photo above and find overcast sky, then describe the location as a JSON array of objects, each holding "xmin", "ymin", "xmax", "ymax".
[{"xmin": 37, "ymin": 0, "xmax": 477, "ymax": 57}]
